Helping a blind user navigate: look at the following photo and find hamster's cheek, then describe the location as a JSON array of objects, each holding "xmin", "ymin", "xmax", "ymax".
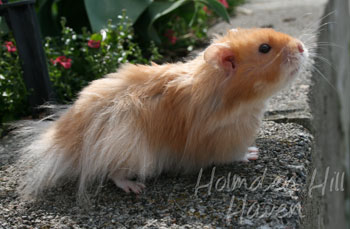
[{"xmin": 284, "ymin": 55, "xmax": 305, "ymax": 78}]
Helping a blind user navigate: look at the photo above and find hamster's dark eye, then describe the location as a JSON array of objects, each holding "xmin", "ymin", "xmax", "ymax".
[{"xmin": 259, "ymin": 44, "xmax": 271, "ymax": 54}]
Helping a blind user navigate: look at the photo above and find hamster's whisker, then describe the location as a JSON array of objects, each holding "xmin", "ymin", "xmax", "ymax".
[
  {"xmin": 316, "ymin": 21, "xmax": 337, "ymax": 30},
  {"xmin": 315, "ymin": 42, "xmax": 344, "ymax": 49},
  {"xmin": 261, "ymin": 47, "xmax": 286, "ymax": 71},
  {"xmin": 299, "ymin": 27, "xmax": 318, "ymax": 40},
  {"xmin": 308, "ymin": 47, "xmax": 326, "ymax": 54},
  {"xmin": 302, "ymin": 10, "xmax": 336, "ymax": 33},
  {"xmin": 238, "ymin": 47, "xmax": 285, "ymax": 80},
  {"xmin": 300, "ymin": 33, "xmax": 318, "ymax": 41},
  {"xmin": 311, "ymin": 65, "xmax": 337, "ymax": 91},
  {"xmin": 299, "ymin": 32, "xmax": 316, "ymax": 38},
  {"xmin": 313, "ymin": 56, "xmax": 338, "ymax": 74},
  {"xmin": 299, "ymin": 21, "xmax": 336, "ymax": 45},
  {"xmin": 298, "ymin": 32, "xmax": 319, "ymax": 41},
  {"xmin": 317, "ymin": 10, "xmax": 336, "ymax": 23},
  {"xmin": 315, "ymin": 23, "xmax": 337, "ymax": 35}
]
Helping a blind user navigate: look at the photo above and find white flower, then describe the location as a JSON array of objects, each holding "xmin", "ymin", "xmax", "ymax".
[
  {"xmin": 0, "ymin": 74, "xmax": 4, "ymax": 80},
  {"xmin": 187, "ymin": 45, "xmax": 194, "ymax": 52},
  {"xmin": 100, "ymin": 29, "xmax": 107, "ymax": 41}
]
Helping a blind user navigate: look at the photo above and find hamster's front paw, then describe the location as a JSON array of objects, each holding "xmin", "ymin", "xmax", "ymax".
[
  {"xmin": 112, "ymin": 178, "xmax": 145, "ymax": 194},
  {"xmin": 241, "ymin": 146, "xmax": 259, "ymax": 162}
]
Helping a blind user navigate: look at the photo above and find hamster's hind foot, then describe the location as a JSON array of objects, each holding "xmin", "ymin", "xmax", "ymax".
[
  {"xmin": 112, "ymin": 177, "xmax": 146, "ymax": 194},
  {"xmin": 242, "ymin": 146, "xmax": 259, "ymax": 162}
]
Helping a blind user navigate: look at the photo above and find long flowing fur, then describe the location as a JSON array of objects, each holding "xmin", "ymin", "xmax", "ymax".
[{"xmin": 18, "ymin": 28, "xmax": 308, "ymax": 200}]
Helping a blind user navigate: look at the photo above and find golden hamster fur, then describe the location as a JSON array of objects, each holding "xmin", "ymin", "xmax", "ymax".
[{"xmin": 19, "ymin": 28, "xmax": 310, "ymax": 199}]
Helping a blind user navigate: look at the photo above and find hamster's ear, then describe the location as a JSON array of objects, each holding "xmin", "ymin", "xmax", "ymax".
[{"xmin": 204, "ymin": 43, "xmax": 235, "ymax": 73}]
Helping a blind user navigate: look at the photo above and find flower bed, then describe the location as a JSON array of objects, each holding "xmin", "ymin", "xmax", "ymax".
[{"xmin": 0, "ymin": 14, "xmax": 161, "ymax": 123}]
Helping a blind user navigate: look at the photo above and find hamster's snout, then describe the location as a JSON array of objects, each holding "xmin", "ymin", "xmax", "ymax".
[
  {"xmin": 287, "ymin": 40, "xmax": 308, "ymax": 60},
  {"xmin": 297, "ymin": 43, "xmax": 304, "ymax": 53},
  {"xmin": 295, "ymin": 41, "xmax": 308, "ymax": 57},
  {"xmin": 283, "ymin": 40, "xmax": 308, "ymax": 78}
]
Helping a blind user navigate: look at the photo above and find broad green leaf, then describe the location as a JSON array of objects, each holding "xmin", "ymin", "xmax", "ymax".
[
  {"xmin": 84, "ymin": 0, "xmax": 152, "ymax": 32},
  {"xmin": 139, "ymin": 0, "xmax": 188, "ymax": 43},
  {"xmin": 198, "ymin": 0, "xmax": 230, "ymax": 23}
]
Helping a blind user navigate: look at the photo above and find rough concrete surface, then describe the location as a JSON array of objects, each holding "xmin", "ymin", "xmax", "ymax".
[{"xmin": 1, "ymin": 0, "xmax": 343, "ymax": 228}]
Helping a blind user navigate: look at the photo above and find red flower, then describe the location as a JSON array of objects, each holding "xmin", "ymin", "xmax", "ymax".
[
  {"xmin": 51, "ymin": 56, "xmax": 72, "ymax": 69},
  {"xmin": 0, "ymin": 0, "xmax": 3, "ymax": 5},
  {"xmin": 4, "ymin": 41, "xmax": 17, "ymax": 52},
  {"xmin": 218, "ymin": 0, "xmax": 229, "ymax": 8},
  {"xmin": 164, "ymin": 30, "xmax": 177, "ymax": 45},
  {"xmin": 203, "ymin": 6, "xmax": 212, "ymax": 15},
  {"xmin": 88, "ymin": 39, "xmax": 101, "ymax": 49}
]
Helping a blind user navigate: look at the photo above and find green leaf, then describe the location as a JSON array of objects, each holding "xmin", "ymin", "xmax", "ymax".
[
  {"xmin": 197, "ymin": 0, "xmax": 230, "ymax": 23},
  {"xmin": 84, "ymin": 0, "xmax": 152, "ymax": 32},
  {"xmin": 90, "ymin": 33, "xmax": 102, "ymax": 41},
  {"xmin": 137, "ymin": 0, "xmax": 189, "ymax": 43},
  {"xmin": 189, "ymin": 2, "xmax": 200, "ymax": 27}
]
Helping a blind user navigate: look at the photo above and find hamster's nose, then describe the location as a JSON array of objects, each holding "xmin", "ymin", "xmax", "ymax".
[{"xmin": 297, "ymin": 43, "xmax": 304, "ymax": 53}]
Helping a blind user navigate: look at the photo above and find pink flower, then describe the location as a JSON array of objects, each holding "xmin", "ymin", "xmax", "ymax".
[
  {"xmin": 0, "ymin": 0, "xmax": 3, "ymax": 5},
  {"xmin": 4, "ymin": 41, "xmax": 17, "ymax": 52},
  {"xmin": 203, "ymin": 6, "xmax": 212, "ymax": 15},
  {"xmin": 51, "ymin": 56, "xmax": 72, "ymax": 69},
  {"xmin": 88, "ymin": 39, "xmax": 101, "ymax": 49},
  {"xmin": 218, "ymin": 0, "xmax": 229, "ymax": 8},
  {"xmin": 164, "ymin": 30, "xmax": 177, "ymax": 45}
]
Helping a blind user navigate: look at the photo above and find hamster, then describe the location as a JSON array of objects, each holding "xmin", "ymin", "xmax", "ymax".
[{"xmin": 19, "ymin": 28, "xmax": 309, "ymax": 199}]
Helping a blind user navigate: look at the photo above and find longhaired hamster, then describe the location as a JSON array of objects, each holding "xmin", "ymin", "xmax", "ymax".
[{"xmin": 19, "ymin": 28, "xmax": 309, "ymax": 199}]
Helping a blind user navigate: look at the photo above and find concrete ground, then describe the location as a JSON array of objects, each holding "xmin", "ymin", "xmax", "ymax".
[{"xmin": 0, "ymin": 0, "xmax": 328, "ymax": 228}]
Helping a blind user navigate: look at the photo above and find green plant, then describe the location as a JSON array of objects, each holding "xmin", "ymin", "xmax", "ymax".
[
  {"xmin": 2, "ymin": 0, "xmax": 235, "ymax": 45},
  {"xmin": 84, "ymin": 0, "xmax": 230, "ymax": 44},
  {"xmin": 45, "ymin": 13, "xmax": 161, "ymax": 102},
  {"xmin": 154, "ymin": 1, "xmax": 212, "ymax": 53},
  {"xmin": 0, "ymin": 0, "xmax": 243, "ymax": 61},
  {"xmin": 82, "ymin": 0, "xmax": 241, "ymax": 57},
  {"xmin": 146, "ymin": 0, "xmax": 244, "ymax": 57},
  {"xmin": 0, "ymin": 38, "xmax": 28, "ymax": 122},
  {"xmin": 0, "ymin": 12, "xmax": 161, "ymax": 123}
]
